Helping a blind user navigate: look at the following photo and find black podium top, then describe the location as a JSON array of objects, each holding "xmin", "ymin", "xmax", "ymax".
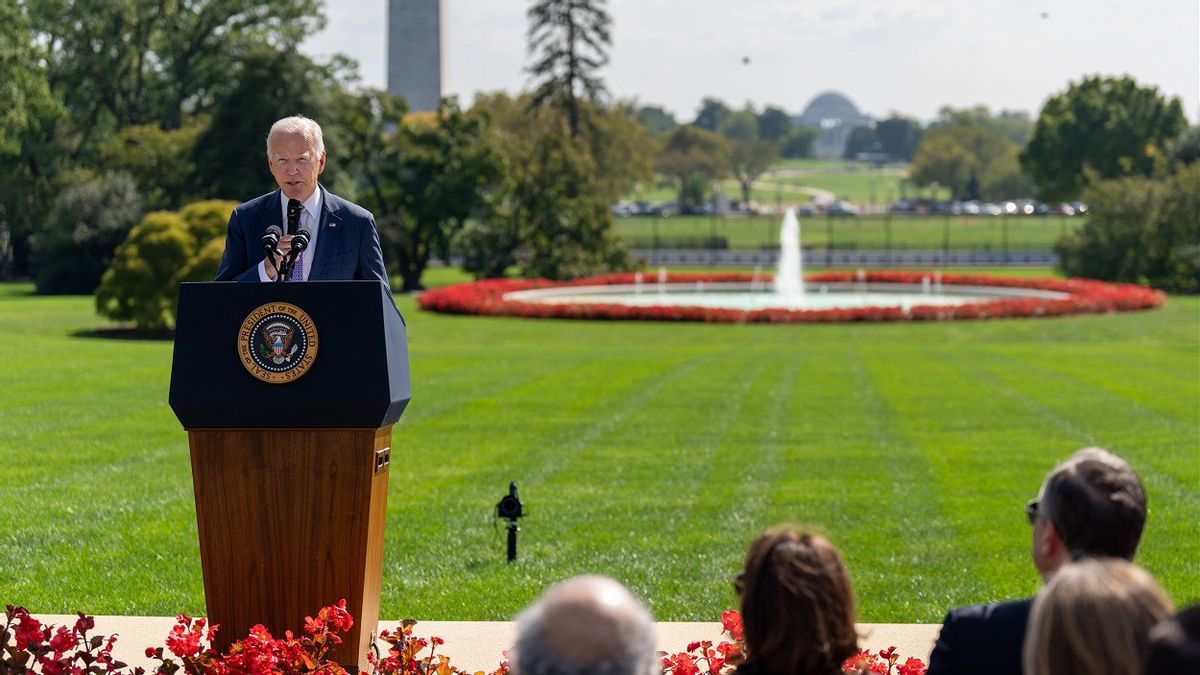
[{"xmin": 169, "ymin": 281, "xmax": 410, "ymax": 429}]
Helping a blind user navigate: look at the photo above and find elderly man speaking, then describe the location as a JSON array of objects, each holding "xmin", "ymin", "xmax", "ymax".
[{"xmin": 214, "ymin": 115, "xmax": 389, "ymax": 289}]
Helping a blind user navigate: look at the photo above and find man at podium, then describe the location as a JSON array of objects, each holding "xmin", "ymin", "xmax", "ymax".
[{"xmin": 214, "ymin": 115, "xmax": 390, "ymax": 291}]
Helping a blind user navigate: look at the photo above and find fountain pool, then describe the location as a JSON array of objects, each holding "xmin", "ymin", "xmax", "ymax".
[{"xmin": 417, "ymin": 209, "xmax": 1164, "ymax": 323}]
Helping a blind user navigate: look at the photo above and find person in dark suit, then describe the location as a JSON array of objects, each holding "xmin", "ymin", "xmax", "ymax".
[
  {"xmin": 926, "ymin": 448, "xmax": 1148, "ymax": 675},
  {"xmin": 214, "ymin": 115, "xmax": 390, "ymax": 291}
]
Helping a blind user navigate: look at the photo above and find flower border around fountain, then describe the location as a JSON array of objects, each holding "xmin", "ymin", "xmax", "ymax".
[{"xmin": 417, "ymin": 270, "xmax": 1165, "ymax": 324}]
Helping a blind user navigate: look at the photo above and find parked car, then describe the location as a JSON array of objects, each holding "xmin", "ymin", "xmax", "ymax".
[
  {"xmin": 827, "ymin": 200, "xmax": 860, "ymax": 217},
  {"xmin": 979, "ymin": 202, "xmax": 1003, "ymax": 216}
]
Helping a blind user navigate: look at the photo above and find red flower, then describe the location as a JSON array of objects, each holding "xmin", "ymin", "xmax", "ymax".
[
  {"xmin": 720, "ymin": 610, "xmax": 744, "ymax": 641},
  {"xmin": 14, "ymin": 613, "xmax": 43, "ymax": 650},
  {"xmin": 48, "ymin": 626, "xmax": 78, "ymax": 653},
  {"xmin": 898, "ymin": 657, "xmax": 927, "ymax": 675},
  {"xmin": 165, "ymin": 623, "xmax": 202, "ymax": 658}
]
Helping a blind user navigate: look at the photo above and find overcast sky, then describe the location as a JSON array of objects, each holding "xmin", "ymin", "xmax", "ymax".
[{"xmin": 301, "ymin": 0, "xmax": 1200, "ymax": 123}]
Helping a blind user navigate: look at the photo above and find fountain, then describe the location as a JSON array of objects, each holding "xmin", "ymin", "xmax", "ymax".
[
  {"xmin": 773, "ymin": 208, "xmax": 805, "ymax": 307},
  {"xmin": 492, "ymin": 211, "xmax": 1077, "ymax": 315}
]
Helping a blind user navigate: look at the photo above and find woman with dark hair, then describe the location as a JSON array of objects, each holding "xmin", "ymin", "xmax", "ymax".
[{"xmin": 734, "ymin": 526, "xmax": 859, "ymax": 675}]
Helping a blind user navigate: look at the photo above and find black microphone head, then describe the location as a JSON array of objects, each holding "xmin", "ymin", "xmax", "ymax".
[
  {"xmin": 261, "ymin": 225, "xmax": 283, "ymax": 252},
  {"xmin": 291, "ymin": 227, "xmax": 312, "ymax": 253},
  {"xmin": 287, "ymin": 199, "xmax": 302, "ymax": 234}
]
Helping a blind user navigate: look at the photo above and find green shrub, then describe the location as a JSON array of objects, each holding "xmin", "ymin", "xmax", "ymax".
[
  {"xmin": 1055, "ymin": 163, "xmax": 1200, "ymax": 292},
  {"xmin": 31, "ymin": 173, "xmax": 143, "ymax": 294},
  {"xmin": 95, "ymin": 211, "xmax": 194, "ymax": 330},
  {"xmin": 179, "ymin": 199, "xmax": 237, "ymax": 245}
]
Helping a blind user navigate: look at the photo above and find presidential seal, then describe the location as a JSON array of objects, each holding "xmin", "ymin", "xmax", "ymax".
[{"xmin": 237, "ymin": 302, "xmax": 319, "ymax": 383}]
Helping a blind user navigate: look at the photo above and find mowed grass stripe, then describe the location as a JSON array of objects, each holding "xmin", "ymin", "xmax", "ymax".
[
  {"xmin": 860, "ymin": 341, "xmax": 1076, "ymax": 610},
  {"xmin": 382, "ymin": 341, "xmax": 746, "ymax": 617}
]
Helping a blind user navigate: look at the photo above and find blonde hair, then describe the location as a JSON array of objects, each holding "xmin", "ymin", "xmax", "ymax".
[
  {"xmin": 1024, "ymin": 558, "xmax": 1174, "ymax": 675},
  {"xmin": 266, "ymin": 115, "xmax": 325, "ymax": 158}
]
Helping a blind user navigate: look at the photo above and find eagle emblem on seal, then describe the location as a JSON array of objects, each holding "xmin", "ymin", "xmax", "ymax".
[{"xmin": 258, "ymin": 321, "xmax": 299, "ymax": 364}]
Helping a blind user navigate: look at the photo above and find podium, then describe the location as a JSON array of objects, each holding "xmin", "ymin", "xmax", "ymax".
[{"xmin": 169, "ymin": 281, "xmax": 410, "ymax": 672}]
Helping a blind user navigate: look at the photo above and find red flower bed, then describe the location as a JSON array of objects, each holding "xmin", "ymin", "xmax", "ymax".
[{"xmin": 417, "ymin": 271, "xmax": 1165, "ymax": 324}]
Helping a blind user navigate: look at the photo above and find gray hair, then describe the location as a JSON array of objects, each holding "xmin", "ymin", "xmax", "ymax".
[
  {"xmin": 266, "ymin": 115, "xmax": 325, "ymax": 158},
  {"xmin": 512, "ymin": 576, "xmax": 658, "ymax": 675}
]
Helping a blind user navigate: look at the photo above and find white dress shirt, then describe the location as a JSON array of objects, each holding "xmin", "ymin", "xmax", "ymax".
[{"xmin": 258, "ymin": 188, "xmax": 323, "ymax": 282}]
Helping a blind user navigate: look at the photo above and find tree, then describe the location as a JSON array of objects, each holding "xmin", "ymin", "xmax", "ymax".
[
  {"xmin": 191, "ymin": 46, "xmax": 336, "ymax": 202},
  {"xmin": 910, "ymin": 109, "xmax": 1017, "ymax": 199},
  {"xmin": 843, "ymin": 125, "xmax": 880, "ymax": 159},
  {"xmin": 781, "ymin": 127, "xmax": 817, "ymax": 159},
  {"xmin": 654, "ymin": 125, "xmax": 731, "ymax": 211},
  {"xmin": 30, "ymin": 173, "xmax": 144, "ymax": 294},
  {"xmin": 464, "ymin": 93, "xmax": 642, "ymax": 281},
  {"xmin": 730, "ymin": 140, "xmax": 779, "ymax": 205},
  {"xmin": 693, "ymin": 98, "xmax": 731, "ymax": 132},
  {"xmin": 874, "ymin": 115, "xmax": 922, "ymax": 162},
  {"xmin": 95, "ymin": 211, "xmax": 194, "ymax": 330},
  {"xmin": 526, "ymin": 0, "xmax": 612, "ymax": 138},
  {"xmin": 0, "ymin": 1, "xmax": 62, "ymax": 278},
  {"xmin": 1055, "ymin": 163, "xmax": 1200, "ymax": 292},
  {"xmin": 100, "ymin": 118, "xmax": 207, "ymax": 210},
  {"xmin": 341, "ymin": 92, "xmax": 503, "ymax": 291},
  {"xmin": 757, "ymin": 106, "xmax": 792, "ymax": 142},
  {"xmin": 635, "ymin": 105, "xmax": 677, "ymax": 136},
  {"xmin": 1021, "ymin": 75, "xmax": 1187, "ymax": 201}
]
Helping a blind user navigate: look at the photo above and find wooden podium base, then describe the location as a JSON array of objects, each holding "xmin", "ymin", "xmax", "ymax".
[{"xmin": 188, "ymin": 427, "xmax": 392, "ymax": 672}]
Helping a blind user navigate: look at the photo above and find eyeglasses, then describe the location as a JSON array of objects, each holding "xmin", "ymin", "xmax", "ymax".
[
  {"xmin": 1025, "ymin": 498, "xmax": 1040, "ymax": 525},
  {"xmin": 732, "ymin": 572, "xmax": 745, "ymax": 595}
]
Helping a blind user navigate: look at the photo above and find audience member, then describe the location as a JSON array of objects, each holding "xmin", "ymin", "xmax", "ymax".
[
  {"xmin": 927, "ymin": 447, "xmax": 1148, "ymax": 675},
  {"xmin": 1144, "ymin": 604, "xmax": 1200, "ymax": 673},
  {"xmin": 1023, "ymin": 558, "xmax": 1174, "ymax": 675},
  {"xmin": 733, "ymin": 526, "xmax": 858, "ymax": 675},
  {"xmin": 511, "ymin": 575, "xmax": 657, "ymax": 675}
]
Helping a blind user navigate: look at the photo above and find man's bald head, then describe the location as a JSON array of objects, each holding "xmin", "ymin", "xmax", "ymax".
[{"xmin": 513, "ymin": 575, "xmax": 657, "ymax": 675}]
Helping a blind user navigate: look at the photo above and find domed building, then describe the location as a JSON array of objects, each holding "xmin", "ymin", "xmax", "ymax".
[{"xmin": 795, "ymin": 91, "xmax": 873, "ymax": 159}]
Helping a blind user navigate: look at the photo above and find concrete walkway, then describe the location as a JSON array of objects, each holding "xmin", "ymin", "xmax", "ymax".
[{"xmin": 31, "ymin": 614, "xmax": 940, "ymax": 672}]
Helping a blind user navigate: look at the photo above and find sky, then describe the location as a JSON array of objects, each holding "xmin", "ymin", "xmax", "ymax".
[{"xmin": 301, "ymin": 0, "xmax": 1200, "ymax": 124}]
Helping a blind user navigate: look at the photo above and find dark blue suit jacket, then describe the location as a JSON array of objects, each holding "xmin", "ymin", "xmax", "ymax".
[
  {"xmin": 926, "ymin": 597, "xmax": 1033, "ymax": 675},
  {"xmin": 214, "ymin": 186, "xmax": 390, "ymax": 292}
]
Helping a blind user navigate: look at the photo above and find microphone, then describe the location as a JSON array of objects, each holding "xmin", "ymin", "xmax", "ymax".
[
  {"xmin": 260, "ymin": 225, "xmax": 282, "ymax": 253},
  {"xmin": 287, "ymin": 199, "xmax": 302, "ymax": 235},
  {"xmin": 290, "ymin": 226, "xmax": 312, "ymax": 254}
]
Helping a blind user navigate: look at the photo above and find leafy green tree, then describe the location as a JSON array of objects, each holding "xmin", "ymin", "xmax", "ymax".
[
  {"xmin": 757, "ymin": 106, "xmax": 792, "ymax": 142},
  {"xmin": 465, "ymin": 92, "xmax": 639, "ymax": 281},
  {"xmin": 340, "ymin": 92, "xmax": 503, "ymax": 291},
  {"xmin": 718, "ymin": 108, "xmax": 758, "ymax": 141},
  {"xmin": 1055, "ymin": 163, "xmax": 1200, "ymax": 292},
  {"xmin": 843, "ymin": 126, "xmax": 880, "ymax": 159},
  {"xmin": 95, "ymin": 211, "xmax": 194, "ymax": 330},
  {"xmin": 1021, "ymin": 76, "xmax": 1187, "ymax": 201},
  {"xmin": 781, "ymin": 127, "xmax": 817, "ymax": 159},
  {"xmin": 24, "ymin": 0, "xmax": 324, "ymax": 132},
  {"xmin": 655, "ymin": 125, "xmax": 731, "ymax": 210},
  {"xmin": 1170, "ymin": 126, "xmax": 1200, "ymax": 167},
  {"xmin": 191, "ymin": 46, "xmax": 337, "ymax": 202},
  {"xmin": 693, "ymin": 98, "xmax": 732, "ymax": 132},
  {"xmin": 875, "ymin": 115, "xmax": 922, "ymax": 161},
  {"xmin": 100, "ymin": 118, "xmax": 207, "ymax": 210},
  {"xmin": 635, "ymin": 105, "xmax": 677, "ymax": 136},
  {"xmin": 526, "ymin": 0, "xmax": 612, "ymax": 137},
  {"xmin": 911, "ymin": 109, "xmax": 1016, "ymax": 199},
  {"xmin": 979, "ymin": 146, "xmax": 1035, "ymax": 202},
  {"xmin": 31, "ymin": 173, "xmax": 144, "ymax": 294},
  {"xmin": 0, "ymin": 1, "xmax": 63, "ymax": 278},
  {"xmin": 731, "ymin": 140, "xmax": 779, "ymax": 205}
]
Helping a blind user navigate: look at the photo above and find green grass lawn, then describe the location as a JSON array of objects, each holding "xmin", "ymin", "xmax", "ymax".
[{"xmin": 1, "ymin": 279, "xmax": 1197, "ymax": 624}]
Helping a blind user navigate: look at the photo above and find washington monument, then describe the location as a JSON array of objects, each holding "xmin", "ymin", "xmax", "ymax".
[{"xmin": 388, "ymin": 0, "xmax": 444, "ymax": 112}]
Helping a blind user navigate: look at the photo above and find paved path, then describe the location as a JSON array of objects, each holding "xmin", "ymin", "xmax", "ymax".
[{"xmin": 31, "ymin": 615, "xmax": 940, "ymax": 672}]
